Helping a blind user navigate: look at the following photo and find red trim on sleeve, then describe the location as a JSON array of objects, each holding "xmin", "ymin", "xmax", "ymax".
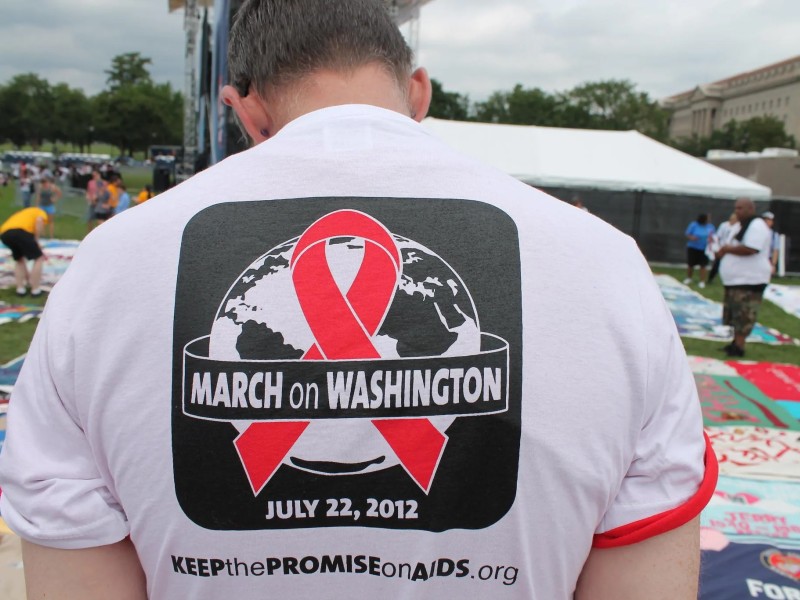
[{"xmin": 592, "ymin": 431, "xmax": 718, "ymax": 549}]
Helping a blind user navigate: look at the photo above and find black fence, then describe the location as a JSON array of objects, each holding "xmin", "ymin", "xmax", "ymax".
[
  {"xmin": 771, "ymin": 197, "xmax": 800, "ymax": 274},
  {"xmin": 538, "ymin": 186, "xmax": 798, "ymax": 273}
]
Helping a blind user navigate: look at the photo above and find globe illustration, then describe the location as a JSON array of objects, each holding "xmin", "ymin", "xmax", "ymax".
[{"xmin": 209, "ymin": 230, "xmax": 481, "ymax": 476}]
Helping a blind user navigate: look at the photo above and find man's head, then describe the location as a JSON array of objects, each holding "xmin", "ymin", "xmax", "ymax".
[
  {"xmin": 734, "ymin": 198, "xmax": 756, "ymax": 221},
  {"xmin": 222, "ymin": 0, "xmax": 431, "ymax": 144},
  {"xmin": 761, "ymin": 211, "xmax": 775, "ymax": 228}
]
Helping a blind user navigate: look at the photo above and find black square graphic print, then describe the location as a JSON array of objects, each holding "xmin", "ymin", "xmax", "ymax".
[{"xmin": 172, "ymin": 197, "xmax": 522, "ymax": 531}]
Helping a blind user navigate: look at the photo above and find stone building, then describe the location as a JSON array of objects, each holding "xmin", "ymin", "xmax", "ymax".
[
  {"xmin": 662, "ymin": 55, "xmax": 800, "ymax": 143},
  {"xmin": 706, "ymin": 149, "xmax": 800, "ymax": 199}
]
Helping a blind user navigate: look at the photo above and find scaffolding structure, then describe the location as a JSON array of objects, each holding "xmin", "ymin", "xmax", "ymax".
[
  {"xmin": 173, "ymin": 0, "xmax": 435, "ymax": 173},
  {"xmin": 385, "ymin": 0, "xmax": 433, "ymax": 57},
  {"xmin": 182, "ymin": 0, "xmax": 201, "ymax": 175}
]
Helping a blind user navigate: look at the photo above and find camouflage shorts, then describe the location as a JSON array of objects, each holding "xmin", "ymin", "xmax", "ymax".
[{"xmin": 723, "ymin": 286, "xmax": 765, "ymax": 337}]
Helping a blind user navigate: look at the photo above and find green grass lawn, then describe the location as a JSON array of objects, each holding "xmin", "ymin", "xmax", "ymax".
[
  {"xmin": 2, "ymin": 185, "xmax": 799, "ymax": 365},
  {"xmin": 651, "ymin": 266, "xmax": 800, "ymax": 365},
  {"xmin": 0, "ymin": 287, "xmax": 46, "ymax": 363}
]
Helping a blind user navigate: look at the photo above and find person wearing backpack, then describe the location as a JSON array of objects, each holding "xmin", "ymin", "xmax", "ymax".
[{"xmin": 716, "ymin": 198, "xmax": 773, "ymax": 357}]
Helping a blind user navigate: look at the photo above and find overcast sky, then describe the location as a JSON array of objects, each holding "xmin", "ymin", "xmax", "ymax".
[{"xmin": 1, "ymin": 0, "xmax": 798, "ymax": 102}]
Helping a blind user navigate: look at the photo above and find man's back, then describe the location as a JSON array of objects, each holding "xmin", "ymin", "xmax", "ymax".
[{"xmin": 0, "ymin": 105, "xmax": 712, "ymax": 598}]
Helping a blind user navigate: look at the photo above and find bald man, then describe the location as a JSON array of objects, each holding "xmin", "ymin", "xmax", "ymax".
[{"xmin": 716, "ymin": 198, "xmax": 773, "ymax": 356}]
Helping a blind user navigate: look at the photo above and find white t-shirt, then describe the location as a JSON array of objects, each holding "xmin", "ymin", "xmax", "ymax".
[
  {"xmin": 719, "ymin": 217, "xmax": 772, "ymax": 286},
  {"xmin": 710, "ymin": 220, "xmax": 735, "ymax": 253},
  {"xmin": 0, "ymin": 105, "xmax": 713, "ymax": 599}
]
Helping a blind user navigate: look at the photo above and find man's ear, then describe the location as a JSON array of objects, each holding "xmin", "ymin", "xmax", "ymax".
[
  {"xmin": 408, "ymin": 67, "xmax": 432, "ymax": 122},
  {"xmin": 221, "ymin": 84, "xmax": 272, "ymax": 144}
]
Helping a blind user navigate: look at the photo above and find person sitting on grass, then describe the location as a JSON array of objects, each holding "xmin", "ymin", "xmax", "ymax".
[{"xmin": 0, "ymin": 206, "xmax": 48, "ymax": 297}]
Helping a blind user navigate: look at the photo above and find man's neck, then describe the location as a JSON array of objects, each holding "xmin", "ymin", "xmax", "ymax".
[{"xmin": 269, "ymin": 64, "xmax": 409, "ymax": 132}]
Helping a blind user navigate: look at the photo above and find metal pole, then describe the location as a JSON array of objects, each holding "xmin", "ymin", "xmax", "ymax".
[
  {"xmin": 408, "ymin": 7, "xmax": 421, "ymax": 60},
  {"xmin": 183, "ymin": 0, "xmax": 200, "ymax": 178}
]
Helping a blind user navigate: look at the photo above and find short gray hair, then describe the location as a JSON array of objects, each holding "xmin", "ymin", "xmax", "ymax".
[{"xmin": 228, "ymin": 0, "xmax": 414, "ymax": 97}]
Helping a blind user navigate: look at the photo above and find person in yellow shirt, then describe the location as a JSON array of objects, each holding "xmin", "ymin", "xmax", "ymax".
[
  {"xmin": 0, "ymin": 207, "xmax": 48, "ymax": 296},
  {"xmin": 136, "ymin": 185, "xmax": 154, "ymax": 204},
  {"xmin": 106, "ymin": 175, "xmax": 121, "ymax": 215}
]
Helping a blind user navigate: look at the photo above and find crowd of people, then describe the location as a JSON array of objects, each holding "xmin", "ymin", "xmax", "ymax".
[
  {"xmin": 0, "ymin": 161, "xmax": 155, "ymax": 298},
  {"xmin": 83, "ymin": 168, "xmax": 152, "ymax": 232},
  {"xmin": 684, "ymin": 202, "xmax": 782, "ymax": 357},
  {"xmin": 7, "ymin": 160, "xmax": 155, "ymax": 237}
]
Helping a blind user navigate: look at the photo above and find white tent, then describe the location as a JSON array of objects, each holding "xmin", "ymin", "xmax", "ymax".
[{"xmin": 422, "ymin": 118, "xmax": 772, "ymax": 200}]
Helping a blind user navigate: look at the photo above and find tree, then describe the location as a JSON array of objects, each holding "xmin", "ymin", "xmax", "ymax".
[
  {"xmin": 473, "ymin": 85, "xmax": 561, "ymax": 126},
  {"xmin": 737, "ymin": 116, "xmax": 796, "ymax": 151},
  {"xmin": 0, "ymin": 73, "xmax": 54, "ymax": 148},
  {"xmin": 670, "ymin": 116, "xmax": 796, "ymax": 157},
  {"xmin": 50, "ymin": 83, "xmax": 92, "ymax": 151},
  {"xmin": 0, "ymin": 83, "xmax": 5, "ymax": 144},
  {"xmin": 105, "ymin": 52, "xmax": 153, "ymax": 91},
  {"xmin": 95, "ymin": 82, "xmax": 183, "ymax": 155},
  {"xmin": 428, "ymin": 78, "xmax": 469, "ymax": 121},
  {"xmin": 670, "ymin": 133, "xmax": 713, "ymax": 158},
  {"xmin": 471, "ymin": 80, "xmax": 668, "ymax": 137},
  {"xmin": 474, "ymin": 90, "xmax": 510, "ymax": 123},
  {"xmin": 506, "ymin": 85, "xmax": 561, "ymax": 126},
  {"xmin": 565, "ymin": 80, "xmax": 669, "ymax": 140},
  {"xmin": 95, "ymin": 54, "xmax": 182, "ymax": 155}
]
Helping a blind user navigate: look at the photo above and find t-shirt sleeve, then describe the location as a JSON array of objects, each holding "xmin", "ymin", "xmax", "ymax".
[
  {"xmin": 0, "ymin": 303, "xmax": 130, "ymax": 550},
  {"xmin": 742, "ymin": 219, "xmax": 770, "ymax": 252},
  {"xmin": 592, "ymin": 248, "xmax": 717, "ymax": 548}
]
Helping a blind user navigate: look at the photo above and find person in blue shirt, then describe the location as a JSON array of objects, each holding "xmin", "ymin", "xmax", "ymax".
[
  {"xmin": 115, "ymin": 183, "xmax": 131, "ymax": 215},
  {"xmin": 684, "ymin": 213, "xmax": 715, "ymax": 288}
]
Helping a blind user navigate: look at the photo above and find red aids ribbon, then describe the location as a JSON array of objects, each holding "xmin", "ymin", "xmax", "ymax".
[{"xmin": 234, "ymin": 210, "xmax": 447, "ymax": 495}]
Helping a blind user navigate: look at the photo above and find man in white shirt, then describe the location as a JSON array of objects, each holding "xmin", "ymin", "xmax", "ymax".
[
  {"xmin": 0, "ymin": 1, "xmax": 714, "ymax": 598},
  {"xmin": 717, "ymin": 198, "xmax": 773, "ymax": 357},
  {"xmin": 761, "ymin": 211, "xmax": 781, "ymax": 274},
  {"xmin": 707, "ymin": 212, "xmax": 737, "ymax": 284}
]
